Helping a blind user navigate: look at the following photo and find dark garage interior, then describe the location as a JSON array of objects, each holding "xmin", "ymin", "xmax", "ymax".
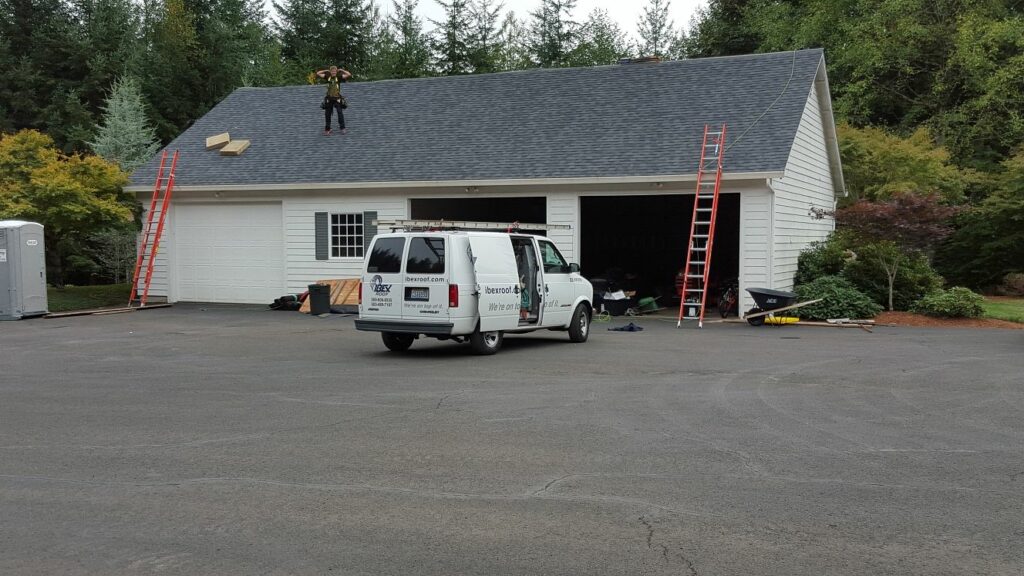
[
  {"xmin": 581, "ymin": 193, "xmax": 740, "ymax": 305},
  {"xmin": 410, "ymin": 197, "xmax": 546, "ymax": 228}
]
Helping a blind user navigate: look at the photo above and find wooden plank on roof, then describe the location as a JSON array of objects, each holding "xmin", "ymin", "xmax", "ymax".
[
  {"xmin": 205, "ymin": 132, "xmax": 230, "ymax": 150},
  {"xmin": 220, "ymin": 139, "xmax": 251, "ymax": 156}
]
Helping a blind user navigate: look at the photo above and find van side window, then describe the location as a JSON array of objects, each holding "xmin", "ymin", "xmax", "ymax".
[
  {"xmin": 367, "ymin": 238, "xmax": 405, "ymax": 273},
  {"xmin": 406, "ymin": 237, "xmax": 446, "ymax": 274},
  {"xmin": 538, "ymin": 240, "xmax": 568, "ymax": 274}
]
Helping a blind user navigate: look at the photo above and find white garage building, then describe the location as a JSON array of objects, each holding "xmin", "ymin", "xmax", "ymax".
[{"xmin": 128, "ymin": 49, "xmax": 844, "ymax": 311}]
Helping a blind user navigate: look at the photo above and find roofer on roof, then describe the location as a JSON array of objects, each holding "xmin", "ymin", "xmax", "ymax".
[{"xmin": 315, "ymin": 65, "xmax": 352, "ymax": 135}]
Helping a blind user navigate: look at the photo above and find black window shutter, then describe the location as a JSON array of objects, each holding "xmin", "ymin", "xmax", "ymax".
[
  {"xmin": 315, "ymin": 212, "xmax": 329, "ymax": 260},
  {"xmin": 363, "ymin": 211, "xmax": 377, "ymax": 251}
]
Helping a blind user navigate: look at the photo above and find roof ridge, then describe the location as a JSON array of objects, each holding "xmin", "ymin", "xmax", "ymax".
[{"xmin": 231, "ymin": 49, "xmax": 826, "ymax": 92}]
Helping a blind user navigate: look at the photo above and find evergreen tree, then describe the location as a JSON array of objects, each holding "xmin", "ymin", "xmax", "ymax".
[
  {"xmin": 323, "ymin": 0, "xmax": 376, "ymax": 76},
  {"xmin": 89, "ymin": 76, "xmax": 160, "ymax": 173},
  {"xmin": 529, "ymin": 0, "xmax": 579, "ymax": 68},
  {"xmin": 432, "ymin": 0, "xmax": 472, "ymax": 75},
  {"xmin": 637, "ymin": 0, "xmax": 673, "ymax": 58},
  {"xmin": 75, "ymin": 0, "xmax": 143, "ymax": 112},
  {"xmin": 495, "ymin": 11, "xmax": 532, "ymax": 71},
  {"xmin": 136, "ymin": 0, "xmax": 204, "ymax": 141},
  {"xmin": 0, "ymin": 0, "xmax": 94, "ymax": 150},
  {"xmin": 274, "ymin": 0, "xmax": 328, "ymax": 80},
  {"xmin": 570, "ymin": 8, "xmax": 631, "ymax": 67},
  {"xmin": 387, "ymin": 0, "xmax": 431, "ymax": 78},
  {"xmin": 468, "ymin": 0, "xmax": 502, "ymax": 74}
]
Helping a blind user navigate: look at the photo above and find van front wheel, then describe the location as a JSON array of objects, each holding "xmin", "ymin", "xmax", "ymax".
[
  {"xmin": 568, "ymin": 304, "xmax": 590, "ymax": 343},
  {"xmin": 382, "ymin": 332, "xmax": 415, "ymax": 352},
  {"xmin": 470, "ymin": 329, "xmax": 503, "ymax": 355}
]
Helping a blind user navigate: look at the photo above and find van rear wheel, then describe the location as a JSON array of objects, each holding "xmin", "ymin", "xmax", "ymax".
[
  {"xmin": 568, "ymin": 304, "xmax": 590, "ymax": 343},
  {"xmin": 470, "ymin": 329, "xmax": 503, "ymax": 355},
  {"xmin": 382, "ymin": 332, "xmax": 415, "ymax": 352}
]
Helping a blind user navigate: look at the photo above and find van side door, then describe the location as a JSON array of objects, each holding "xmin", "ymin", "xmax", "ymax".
[
  {"xmin": 468, "ymin": 235, "xmax": 521, "ymax": 332},
  {"xmin": 537, "ymin": 239, "xmax": 575, "ymax": 327}
]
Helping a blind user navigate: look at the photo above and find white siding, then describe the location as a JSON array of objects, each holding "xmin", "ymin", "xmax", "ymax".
[
  {"xmin": 739, "ymin": 187, "xmax": 773, "ymax": 312},
  {"xmin": 771, "ymin": 82, "xmax": 837, "ymax": 291},
  {"xmin": 137, "ymin": 202, "xmax": 170, "ymax": 300},
  {"xmin": 283, "ymin": 194, "xmax": 406, "ymax": 293},
  {"xmin": 546, "ymin": 193, "xmax": 579, "ymax": 262}
]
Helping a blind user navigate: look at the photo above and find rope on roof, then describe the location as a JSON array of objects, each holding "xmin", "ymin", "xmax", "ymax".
[{"xmin": 725, "ymin": 50, "xmax": 799, "ymax": 153}]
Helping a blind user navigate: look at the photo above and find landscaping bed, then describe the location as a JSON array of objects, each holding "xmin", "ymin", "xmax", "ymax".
[
  {"xmin": 877, "ymin": 310, "xmax": 1023, "ymax": 330},
  {"xmin": 47, "ymin": 284, "xmax": 130, "ymax": 312}
]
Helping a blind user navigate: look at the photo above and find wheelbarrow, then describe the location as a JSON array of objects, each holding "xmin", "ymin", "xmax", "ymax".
[{"xmin": 744, "ymin": 287, "xmax": 822, "ymax": 326}]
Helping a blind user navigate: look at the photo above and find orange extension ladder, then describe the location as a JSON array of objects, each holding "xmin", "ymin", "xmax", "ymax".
[
  {"xmin": 677, "ymin": 124, "xmax": 727, "ymax": 328},
  {"xmin": 129, "ymin": 149, "xmax": 178, "ymax": 308}
]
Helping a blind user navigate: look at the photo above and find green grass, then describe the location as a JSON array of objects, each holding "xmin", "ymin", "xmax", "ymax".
[
  {"xmin": 47, "ymin": 283, "xmax": 130, "ymax": 312},
  {"xmin": 982, "ymin": 297, "xmax": 1024, "ymax": 324}
]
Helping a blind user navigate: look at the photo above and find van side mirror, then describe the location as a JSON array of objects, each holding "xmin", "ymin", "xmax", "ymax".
[{"xmin": 569, "ymin": 263, "xmax": 580, "ymax": 274}]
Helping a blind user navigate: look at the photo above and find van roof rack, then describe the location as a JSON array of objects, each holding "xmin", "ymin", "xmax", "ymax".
[{"xmin": 374, "ymin": 219, "xmax": 571, "ymax": 233}]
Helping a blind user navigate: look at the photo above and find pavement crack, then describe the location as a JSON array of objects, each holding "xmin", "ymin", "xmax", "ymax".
[
  {"xmin": 638, "ymin": 515, "xmax": 654, "ymax": 548},
  {"xmin": 533, "ymin": 474, "xmax": 574, "ymax": 495}
]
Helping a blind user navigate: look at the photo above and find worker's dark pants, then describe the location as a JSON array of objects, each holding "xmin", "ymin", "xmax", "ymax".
[{"xmin": 324, "ymin": 97, "xmax": 345, "ymax": 130}]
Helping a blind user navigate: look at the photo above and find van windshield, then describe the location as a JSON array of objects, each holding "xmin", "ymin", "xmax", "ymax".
[
  {"xmin": 367, "ymin": 237, "xmax": 405, "ymax": 273},
  {"xmin": 406, "ymin": 237, "xmax": 445, "ymax": 274}
]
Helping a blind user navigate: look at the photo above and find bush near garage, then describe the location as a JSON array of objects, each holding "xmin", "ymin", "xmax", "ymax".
[
  {"xmin": 911, "ymin": 287, "xmax": 985, "ymax": 318},
  {"xmin": 841, "ymin": 242, "xmax": 944, "ymax": 311},
  {"xmin": 794, "ymin": 235, "xmax": 851, "ymax": 287},
  {"xmin": 794, "ymin": 275, "xmax": 883, "ymax": 320}
]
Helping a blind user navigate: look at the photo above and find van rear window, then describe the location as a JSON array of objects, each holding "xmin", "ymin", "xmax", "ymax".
[
  {"xmin": 367, "ymin": 237, "xmax": 405, "ymax": 273},
  {"xmin": 406, "ymin": 237, "xmax": 445, "ymax": 274}
]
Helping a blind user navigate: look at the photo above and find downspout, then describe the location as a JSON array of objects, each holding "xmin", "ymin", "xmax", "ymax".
[{"xmin": 765, "ymin": 178, "xmax": 777, "ymax": 289}]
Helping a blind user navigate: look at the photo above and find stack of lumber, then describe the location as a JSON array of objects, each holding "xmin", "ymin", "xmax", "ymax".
[{"xmin": 300, "ymin": 278, "xmax": 360, "ymax": 314}]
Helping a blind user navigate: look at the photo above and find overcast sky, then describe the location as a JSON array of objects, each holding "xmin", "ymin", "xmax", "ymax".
[
  {"xmin": 413, "ymin": 0, "xmax": 708, "ymax": 38},
  {"xmin": 266, "ymin": 1, "xmax": 707, "ymax": 39}
]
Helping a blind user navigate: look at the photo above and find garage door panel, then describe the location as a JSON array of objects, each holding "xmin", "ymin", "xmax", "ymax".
[{"xmin": 174, "ymin": 203, "xmax": 284, "ymax": 304}]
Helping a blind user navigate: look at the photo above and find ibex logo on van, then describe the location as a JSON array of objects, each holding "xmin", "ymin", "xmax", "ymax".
[
  {"xmin": 485, "ymin": 285, "xmax": 520, "ymax": 295},
  {"xmin": 370, "ymin": 275, "xmax": 393, "ymax": 295}
]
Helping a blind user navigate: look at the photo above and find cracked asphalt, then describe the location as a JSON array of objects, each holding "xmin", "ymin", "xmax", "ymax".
[{"xmin": 1, "ymin": 304, "xmax": 1023, "ymax": 575}]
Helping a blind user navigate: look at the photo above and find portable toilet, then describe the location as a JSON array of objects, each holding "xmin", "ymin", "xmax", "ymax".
[{"xmin": 0, "ymin": 221, "xmax": 48, "ymax": 320}]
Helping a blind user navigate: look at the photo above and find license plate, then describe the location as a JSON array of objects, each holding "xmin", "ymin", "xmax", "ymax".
[{"xmin": 406, "ymin": 287, "xmax": 429, "ymax": 301}]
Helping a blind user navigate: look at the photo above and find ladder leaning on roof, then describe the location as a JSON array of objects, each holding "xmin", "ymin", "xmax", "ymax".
[
  {"xmin": 677, "ymin": 124, "xmax": 727, "ymax": 329},
  {"xmin": 129, "ymin": 149, "xmax": 179, "ymax": 308}
]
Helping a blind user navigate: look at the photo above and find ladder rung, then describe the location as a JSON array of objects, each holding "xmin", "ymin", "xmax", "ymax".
[
  {"xmin": 685, "ymin": 289, "xmax": 704, "ymax": 292},
  {"xmin": 686, "ymin": 274, "xmax": 704, "ymax": 279},
  {"xmin": 689, "ymin": 261, "xmax": 705, "ymax": 265},
  {"xmin": 690, "ymin": 247, "xmax": 707, "ymax": 251},
  {"xmin": 693, "ymin": 234, "xmax": 709, "ymax": 238}
]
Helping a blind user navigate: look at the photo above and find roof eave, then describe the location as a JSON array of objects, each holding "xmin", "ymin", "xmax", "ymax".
[
  {"xmin": 814, "ymin": 56, "xmax": 847, "ymax": 198},
  {"xmin": 125, "ymin": 171, "xmax": 784, "ymax": 194}
]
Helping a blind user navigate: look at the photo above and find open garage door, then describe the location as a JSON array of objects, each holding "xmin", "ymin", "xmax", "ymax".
[
  {"xmin": 174, "ymin": 203, "xmax": 285, "ymax": 304},
  {"xmin": 580, "ymin": 194, "xmax": 739, "ymax": 305},
  {"xmin": 410, "ymin": 197, "xmax": 546, "ymax": 228}
]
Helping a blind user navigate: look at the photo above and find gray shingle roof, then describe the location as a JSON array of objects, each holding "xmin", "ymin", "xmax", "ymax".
[{"xmin": 130, "ymin": 49, "xmax": 826, "ymax": 188}]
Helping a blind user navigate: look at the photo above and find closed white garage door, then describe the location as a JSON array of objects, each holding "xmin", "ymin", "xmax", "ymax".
[{"xmin": 174, "ymin": 203, "xmax": 284, "ymax": 304}]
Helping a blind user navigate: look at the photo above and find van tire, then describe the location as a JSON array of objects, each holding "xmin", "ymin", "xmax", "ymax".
[
  {"xmin": 568, "ymin": 304, "xmax": 591, "ymax": 343},
  {"xmin": 382, "ymin": 332, "xmax": 415, "ymax": 352},
  {"xmin": 470, "ymin": 329, "xmax": 503, "ymax": 355}
]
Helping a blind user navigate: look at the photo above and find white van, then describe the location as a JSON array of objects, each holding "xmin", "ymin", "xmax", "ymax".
[{"xmin": 355, "ymin": 223, "xmax": 593, "ymax": 355}]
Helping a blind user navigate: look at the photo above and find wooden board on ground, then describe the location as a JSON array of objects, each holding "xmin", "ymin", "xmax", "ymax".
[
  {"xmin": 300, "ymin": 278, "xmax": 360, "ymax": 314},
  {"xmin": 219, "ymin": 139, "xmax": 250, "ymax": 156},
  {"xmin": 205, "ymin": 132, "xmax": 230, "ymax": 150}
]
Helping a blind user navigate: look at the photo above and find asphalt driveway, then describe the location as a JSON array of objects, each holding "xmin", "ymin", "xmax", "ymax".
[{"xmin": 1, "ymin": 305, "xmax": 1022, "ymax": 575}]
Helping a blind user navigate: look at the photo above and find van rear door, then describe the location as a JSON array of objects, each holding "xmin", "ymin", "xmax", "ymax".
[
  {"xmin": 401, "ymin": 236, "xmax": 450, "ymax": 322},
  {"xmin": 362, "ymin": 236, "xmax": 405, "ymax": 318},
  {"xmin": 467, "ymin": 235, "xmax": 521, "ymax": 332}
]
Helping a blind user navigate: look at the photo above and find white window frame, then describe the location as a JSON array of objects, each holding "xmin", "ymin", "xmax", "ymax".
[{"xmin": 330, "ymin": 213, "xmax": 364, "ymax": 259}]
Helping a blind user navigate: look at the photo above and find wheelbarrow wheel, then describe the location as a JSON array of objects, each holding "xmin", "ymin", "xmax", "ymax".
[{"xmin": 746, "ymin": 307, "xmax": 765, "ymax": 327}]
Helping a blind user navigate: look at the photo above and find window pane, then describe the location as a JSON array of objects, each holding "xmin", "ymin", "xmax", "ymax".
[
  {"xmin": 406, "ymin": 237, "xmax": 446, "ymax": 274},
  {"xmin": 368, "ymin": 238, "xmax": 404, "ymax": 272}
]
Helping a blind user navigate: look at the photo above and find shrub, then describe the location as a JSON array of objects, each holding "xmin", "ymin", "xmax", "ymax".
[
  {"xmin": 996, "ymin": 273, "xmax": 1024, "ymax": 297},
  {"xmin": 794, "ymin": 275, "xmax": 883, "ymax": 320},
  {"xmin": 794, "ymin": 236, "xmax": 849, "ymax": 286},
  {"xmin": 911, "ymin": 287, "xmax": 985, "ymax": 318},
  {"xmin": 842, "ymin": 243, "xmax": 943, "ymax": 310}
]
